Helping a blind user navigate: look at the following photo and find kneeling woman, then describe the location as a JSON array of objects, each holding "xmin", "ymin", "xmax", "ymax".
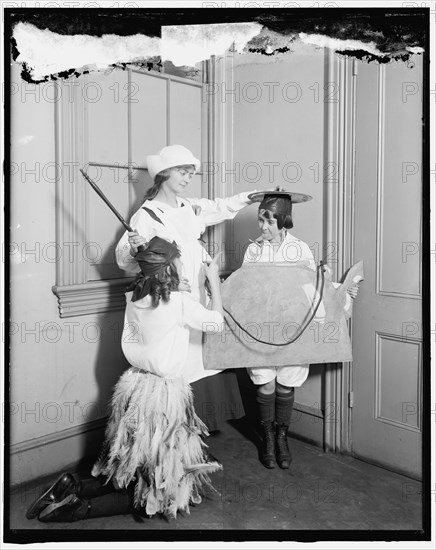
[{"xmin": 27, "ymin": 237, "xmax": 224, "ymax": 522}]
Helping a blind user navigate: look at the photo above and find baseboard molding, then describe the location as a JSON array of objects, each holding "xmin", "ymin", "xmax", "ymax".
[
  {"xmin": 10, "ymin": 417, "xmax": 108, "ymax": 487},
  {"xmin": 9, "ymin": 403, "xmax": 325, "ymax": 486},
  {"xmin": 289, "ymin": 402, "xmax": 324, "ymax": 448}
]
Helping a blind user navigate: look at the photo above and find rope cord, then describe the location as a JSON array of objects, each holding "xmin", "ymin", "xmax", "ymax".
[{"xmin": 220, "ymin": 261, "xmax": 326, "ymax": 347}]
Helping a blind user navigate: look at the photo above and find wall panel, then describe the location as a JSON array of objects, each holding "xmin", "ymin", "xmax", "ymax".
[
  {"xmin": 86, "ymin": 71, "xmax": 129, "ymax": 166},
  {"xmin": 130, "ymin": 71, "xmax": 167, "ymax": 165}
]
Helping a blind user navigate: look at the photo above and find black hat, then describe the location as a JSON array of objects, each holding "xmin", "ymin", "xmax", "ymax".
[
  {"xmin": 135, "ymin": 236, "xmax": 180, "ymax": 277},
  {"xmin": 248, "ymin": 190, "xmax": 312, "ymax": 204},
  {"xmin": 126, "ymin": 237, "xmax": 180, "ymax": 302}
]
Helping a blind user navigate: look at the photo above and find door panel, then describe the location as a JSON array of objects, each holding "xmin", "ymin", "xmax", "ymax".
[
  {"xmin": 351, "ymin": 57, "xmax": 422, "ymax": 478},
  {"xmin": 376, "ymin": 334, "xmax": 421, "ymax": 431}
]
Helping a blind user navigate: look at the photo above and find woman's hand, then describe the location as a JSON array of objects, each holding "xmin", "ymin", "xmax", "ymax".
[{"xmin": 128, "ymin": 231, "xmax": 147, "ymax": 256}]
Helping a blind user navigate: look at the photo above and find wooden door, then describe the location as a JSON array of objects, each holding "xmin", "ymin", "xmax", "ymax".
[{"xmin": 351, "ymin": 57, "xmax": 423, "ymax": 478}]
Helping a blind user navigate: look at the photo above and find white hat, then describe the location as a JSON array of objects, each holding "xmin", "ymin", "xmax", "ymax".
[{"xmin": 145, "ymin": 145, "xmax": 201, "ymax": 181}]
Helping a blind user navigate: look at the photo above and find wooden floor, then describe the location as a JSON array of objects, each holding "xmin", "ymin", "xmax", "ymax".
[{"xmin": 7, "ymin": 418, "xmax": 423, "ymax": 542}]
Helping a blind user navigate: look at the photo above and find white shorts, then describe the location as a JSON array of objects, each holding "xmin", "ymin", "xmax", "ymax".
[{"xmin": 247, "ymin": 365, "xmax": 310, "ymax": 387}]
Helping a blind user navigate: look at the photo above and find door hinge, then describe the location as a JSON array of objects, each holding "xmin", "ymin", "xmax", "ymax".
[{"xmin": 348, "ymin": 391, "xmax": 354, "ymax": 408}]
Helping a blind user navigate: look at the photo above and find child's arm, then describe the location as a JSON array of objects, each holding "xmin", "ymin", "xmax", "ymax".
[
  {"xmin": 181, "ymin": 253, "xmax": 225, "ymax": 333},
  {"xmin": 203, "ymin": 253, "xmax": 224, "ymax": 317},
  {"xmin": 181, "ymin": 296, "xmax": 224, "ymax": 334}
]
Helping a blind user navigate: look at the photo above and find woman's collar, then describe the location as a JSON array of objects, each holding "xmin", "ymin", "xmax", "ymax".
[{"xmin": 142, "ymin": 198, "xmax": 179, "ymax": 209}]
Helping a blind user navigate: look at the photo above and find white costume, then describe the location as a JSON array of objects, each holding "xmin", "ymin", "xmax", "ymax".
[
  {"xmin": 243, "ymin": 232, "xmax": 353, "ymax": 386},
  {"xmin": 116, "ymin": 193, "xmax": 252, "ymax": 383},
  {"xmin": 243, "ymin": 232, "xmax": 315, "ymax": 387},
  {"xmin": 121, "ymin": 290, "xmax": 223, "ymax": 379}
]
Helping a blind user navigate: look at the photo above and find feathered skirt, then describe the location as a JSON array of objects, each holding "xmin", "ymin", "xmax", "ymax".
[{"xmin": 91, "ymin": 367, "xmax": 222, "ymax": 518}]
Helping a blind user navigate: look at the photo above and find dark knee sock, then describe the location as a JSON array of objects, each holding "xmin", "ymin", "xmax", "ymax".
[
  {"xmin": 256, "ymin": 388, "xmax": 275, "ymax": 423},
  {"xmin": 275, "ymin": 386, "xmax": 295, "ymax": 426},
  {"xmin": 87, "ymin": 490, "xmax": 133, "ymax": 519},
  {"xmin": 77, "ymin": 477, "xmax": 117, "ymax": 499}
]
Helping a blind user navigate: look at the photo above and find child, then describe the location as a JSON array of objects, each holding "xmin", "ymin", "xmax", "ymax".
[
  {"xmin": 27, "ymin": 237, "xmax": 224, "ymax": 522},
  {"xmin": 244, "ymin": 193, "xmax": 357, "ymax": 470}
]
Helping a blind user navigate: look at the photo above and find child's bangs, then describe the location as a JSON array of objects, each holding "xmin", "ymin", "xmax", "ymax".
[{"xmin": 259, "ymin": 208, "xmax": 277, "ymax": 220}]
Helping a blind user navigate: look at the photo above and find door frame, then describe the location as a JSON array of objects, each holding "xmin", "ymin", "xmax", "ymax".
[
  {"xmin": 323, "ymin": 49, "xmax": 357, "ymax": 454},
  {"xmin": 206, "ymin": 47, "xmax": 358, "ymax": 452},
  {"xmin": 203, "ymin": 51, "xmax": 235, "ymax": 272}
]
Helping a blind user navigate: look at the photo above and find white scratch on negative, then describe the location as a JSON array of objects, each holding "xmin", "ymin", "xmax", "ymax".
[
  {"xmin": 161, "ymin": 22, "xmax": 263, "ymax": 66},
  {"xmin": 299, "ymin": 32, "xmax": 424, "ymax": 57},
  {"xmin": 13, "ymin": 21, "xmax": 423, "ymax": 82},
  {"xmin": 13, "ymin": 22, "xmax": 161, "ymax": 80},
  {"xmin": 13, "ymin": 21, "xmax": 262, "ymax": 81}
]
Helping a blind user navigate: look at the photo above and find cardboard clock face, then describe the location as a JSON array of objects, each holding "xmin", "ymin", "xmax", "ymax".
[{"xmin": 203, "ymin": 261, "xmax": 363, "ymax": 370}]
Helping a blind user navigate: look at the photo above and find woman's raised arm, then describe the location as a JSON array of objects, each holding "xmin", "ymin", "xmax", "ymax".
[{"xmin": 187, "ymin": 191, "xmax": 255, "ymax": 227}]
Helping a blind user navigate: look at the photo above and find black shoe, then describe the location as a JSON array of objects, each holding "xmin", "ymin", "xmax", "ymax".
[
  {"xmin": 26, "ymin": 473, "xmax": 77, "ymax": 520},
  {"xmin": 38, "ymin": 494, "xmax": 90, "ymax": 522},
  {"xmin": 259, "ymin": 421, "xmax": 276, "ymax": 469},
  {"xmin": 276, "ymin": 424, "xmax": 292, "ymax": 469}
]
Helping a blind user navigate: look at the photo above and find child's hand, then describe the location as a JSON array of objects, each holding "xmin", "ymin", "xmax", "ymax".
[
  {"xmin": 128, "ymin": 231, "xmax": 147, "ymax": 256},
  {"xmin": 203, "ymin": 252, "xmax": 223, "ymax": 282},
  {"xmin": 347, "ymin": 284, "xmax": 359, "ymax": 299}
]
